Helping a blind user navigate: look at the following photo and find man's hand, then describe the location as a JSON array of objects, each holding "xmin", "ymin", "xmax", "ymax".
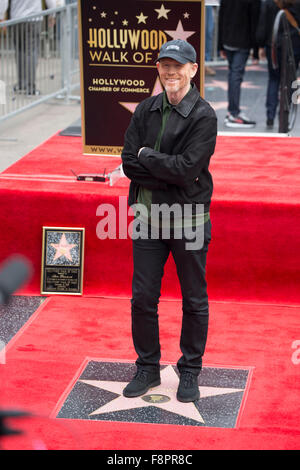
[
  {"xmin": 0, "ymin": 19, "xmax": 7, "ymax": 34},
  {"xmin": 137, "ymin": 147, "xmax": 146, "ymax": 158}
]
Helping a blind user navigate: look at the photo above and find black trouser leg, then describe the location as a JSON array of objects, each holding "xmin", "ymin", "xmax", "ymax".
[
  {"xmin": 171, "ymin": 220, "xmax": 211, "ymax": 375},
  {"xmin": 131, "ymin": 236, "xmax": 169, "ymax": 372}
]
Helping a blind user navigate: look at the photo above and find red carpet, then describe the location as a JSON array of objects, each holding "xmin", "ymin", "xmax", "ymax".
[
  {"xmin": 0, "ymin": 133, "xmax": 299, "ymax": 304},
  {"xmin": 0, "ymin": 132, "xmax": 300, "ymax": 450}
]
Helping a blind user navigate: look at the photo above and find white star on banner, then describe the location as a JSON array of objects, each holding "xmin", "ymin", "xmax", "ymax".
[
  {"xmin": 79, "ymin": 365, "xmax": 244, "ymax": 424},
  {"xmin": 207, "ymin": 79, "xmax": 261, "ymax": 92},
  {"xmin": 136, "ymin": 12, "xmax": 148, "ymax": 24},
  {"xmin": 164, "ymin": 20, "xmax": 195, "ymax": 41}
]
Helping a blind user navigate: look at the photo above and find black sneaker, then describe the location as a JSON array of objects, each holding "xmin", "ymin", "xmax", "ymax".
[
  {"xmin": 26, "ymin": 88, "xmax": 41, "ymax": 96},
  {"xmin": 123, "ymin": 369, "xmax": 161, "ymax": 398},
  {"xmin": 13, "ymin": 85, "xmax": 27, "ymax": 94},
  {"xmin": 224, "ymin": 113, "xmax": 256, "ymax": 128},
  {"xmin": 176, "ymin": 371, "xmax": 200, "ymax": 402},
  {"xmin": 266, "ymin": 118, "xmax": 274, "ymax": 129}
]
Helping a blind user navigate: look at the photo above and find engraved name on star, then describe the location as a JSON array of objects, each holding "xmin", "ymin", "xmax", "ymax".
[
  {"xmin": 50, "ymin": 233, "xmax": 77, "ymax": 262},
  {"xmin": 119, "ymin": 76, "xmax": 163, "ymax": 115},
  {"xmin": 155, "ymin": 4, "xmax": 171, "ymax": 20},
  {"xmin": 79, "ymin": 365, "xmax": 244, "ymax": 424},
  {"xmin": 136, "ymin": 12, "xmax": 148, "ymax": 24}
]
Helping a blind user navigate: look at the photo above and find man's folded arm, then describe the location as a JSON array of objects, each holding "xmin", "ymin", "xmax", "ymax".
[{"xmin": 138, "ymin": 115, "xmax": 217, "ymax": 187}]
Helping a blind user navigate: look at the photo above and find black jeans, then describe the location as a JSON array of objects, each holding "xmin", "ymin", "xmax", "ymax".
[
  {"xmin": 265, "ymin": 45, "xmax": 300, "ymax": 121},
  {"xmin": 131, "ymin": 220, "xmax": 212, "ymax": 376}
]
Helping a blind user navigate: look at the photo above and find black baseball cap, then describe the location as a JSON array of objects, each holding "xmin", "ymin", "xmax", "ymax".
[{"xmin": 157, "ymin": 39, "xmax": 197, "ymax": 64}]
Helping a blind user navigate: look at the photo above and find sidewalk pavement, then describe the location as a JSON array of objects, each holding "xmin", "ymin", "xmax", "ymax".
[
  {"xmin": 0, "ymin": 62, "xmax": 299, "ymax": 173},
  {"xmin": 0, "ymin": 90, "xmax": 81, "ymax": 173}
]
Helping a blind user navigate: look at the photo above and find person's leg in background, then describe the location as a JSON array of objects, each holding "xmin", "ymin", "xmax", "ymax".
[
  {"xmin": 224, "ymin": 48, "xmax": 256, "ymax": 127},
  {"xmin": 227, "ymin": 49, "xmax": 249, "ymax": 117},
  {"xmin": 26, "ymin": 21, "xmax": 41, "ymax": 95},
  {"xmin": 123, "ymin": 230, "xmax": 169, "ymax": 398},
  {"xmin": 14, "ymin": 22, "xmax": 26, "ymax": 92},
  {"xmin": 171, "ymin": 220, "xmax": 212, "ymax": 402}
]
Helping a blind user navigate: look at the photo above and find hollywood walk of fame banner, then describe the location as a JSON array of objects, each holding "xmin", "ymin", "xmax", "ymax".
[
  {"xmin": 54, "ymin": 360, "xmax": 252, "ymax": 428},
  {"xmin": 41, "ymin": 227, "xmax": 85, "ymax": 295},
  {"xmin": 78, "ymin": 0, "xmax": 205, "ymax": 155}
]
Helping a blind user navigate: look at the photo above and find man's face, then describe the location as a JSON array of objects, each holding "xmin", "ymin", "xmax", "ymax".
[{"xmin": 156, "ymin": 58, "xmax": 198, "ymax": 100}]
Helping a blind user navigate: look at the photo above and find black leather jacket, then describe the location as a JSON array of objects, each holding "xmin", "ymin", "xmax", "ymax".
[
  {"xmin": 121, "ymin": 83, "xmax": 217, "ymax": 212},
  {"xmin": 256, "ymin": 0, "xmax": 300, "ymax": 49}
]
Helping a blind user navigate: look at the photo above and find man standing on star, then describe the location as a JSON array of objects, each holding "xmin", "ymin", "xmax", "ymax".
[{"xmin": 121, "ymin": 39, "xmax": 217, "ymax": 402}]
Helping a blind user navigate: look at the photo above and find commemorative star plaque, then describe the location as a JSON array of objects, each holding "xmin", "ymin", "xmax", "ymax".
[{"xmin": 41, "ymin": 227, "xmax": 85, "ymax": 295}]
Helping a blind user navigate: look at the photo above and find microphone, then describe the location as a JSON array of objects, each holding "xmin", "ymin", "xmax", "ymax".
[{"xmin": 0, "ymin": 255, "xmax": 33, "ymax": 305}]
